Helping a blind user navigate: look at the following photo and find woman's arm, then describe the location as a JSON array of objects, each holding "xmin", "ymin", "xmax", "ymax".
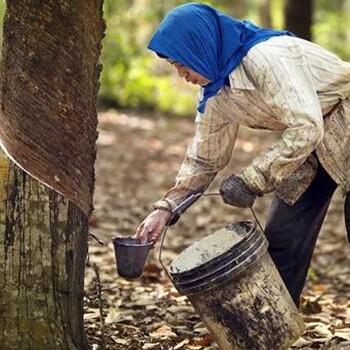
[
  {"xmin": 136, "ymin": 100, "xmax": 239, "ymax": 243},
  {"xmin": 239, "ymin": 44, "xmax": 324, "ymax": 198},
  {"xmin": 153, "ymin": 99, "xmax": 239, "ymax": 212}
]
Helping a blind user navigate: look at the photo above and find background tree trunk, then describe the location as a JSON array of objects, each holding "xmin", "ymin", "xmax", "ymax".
[
  {"xmin": 285, "ymin": 0, "xmax": 313, "ymax": 40},
  {"xmin": 219, "ymin": 0, "xmax": 248, "ymax": 18},
  {"xmin": 0, "ymin": 1, "xmax": 105, "ymax": 349},
  {"xmin": 259, "ymin": 0, "xmax": 272, "ymax": 28}
]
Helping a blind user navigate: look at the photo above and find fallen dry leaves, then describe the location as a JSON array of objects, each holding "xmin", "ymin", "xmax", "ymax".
[{"xmin": 85, "ymin": 109, "xmax": 350, "ymax": 349}]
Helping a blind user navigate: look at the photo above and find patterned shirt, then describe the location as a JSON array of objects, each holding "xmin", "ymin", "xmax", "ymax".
[{"xmin": 154, "ymin": 36, "xmax": 350, "ymax": 211}]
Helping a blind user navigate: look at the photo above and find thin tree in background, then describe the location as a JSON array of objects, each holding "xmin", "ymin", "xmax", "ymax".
[
  {"xmin": 285, "ymin": 0, "xmax": 314, "ymax": 40},
  {"xmin": 0, "ymin": 1, "xmax": 104, "ymax": 349},
  {"xmin": 259, "ymin": 0, "xmax": 272, "ymax": 28},
  {"xmin": 217, "ymin": 0, "xmax": 249, "ymax": 18}
]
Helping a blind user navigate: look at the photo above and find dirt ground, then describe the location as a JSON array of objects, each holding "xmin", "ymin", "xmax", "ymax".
[{"xmin": 84, "ymin": 109, "xmax": 350, "ymax": 350}]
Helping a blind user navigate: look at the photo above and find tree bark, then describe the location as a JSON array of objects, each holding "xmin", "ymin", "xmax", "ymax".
[
  {"xmin": 0, "ymin": 1, "xmax": 105, "ymax": 349},
  {"xmin": 285, "ymin": 0, "xmax": 313, "ymax": 41},
  {"xmin": 0, "ymin": 0, "xmax": 105, "ymax": 216},
  {"xmin": 0, "ymin": 150, "xmax": 90, "ymax": 349}
]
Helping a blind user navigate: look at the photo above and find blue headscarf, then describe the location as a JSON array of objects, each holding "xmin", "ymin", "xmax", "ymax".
[{"xmin": 148, "ymin": 2, "xmax": 293, "ymax": 113}]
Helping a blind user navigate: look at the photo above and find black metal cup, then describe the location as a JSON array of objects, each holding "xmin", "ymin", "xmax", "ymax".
[{"xmin": 112, "ymin": 237, "xmax": 153, "ymax": 278}]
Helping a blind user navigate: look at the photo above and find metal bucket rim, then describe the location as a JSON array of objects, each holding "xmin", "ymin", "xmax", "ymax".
[
  {"xmin": 169, "ymin": 220, "xmax": 259, "ymax": 277},
  {"xmin": 169, "ymin": 220, "xmax": 258, "ymax": 276},
  {"xmin": 174, "ymin": 240, "xmax": 269, "ymax": 295},
  {"xmin": 171, "ymin": 234, "xmax": 267, "ymax": 286},
  {"xmin": 112, "ymin": 236, "xmax": 153, "ymax": 248}
]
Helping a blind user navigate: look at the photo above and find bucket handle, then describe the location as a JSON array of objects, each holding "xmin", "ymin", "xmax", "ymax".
[
  {"xmin": 158, "ymin": 192, "xmax": 265, "ymax": 282},
  {"xmin": 159, "ymin": 192, "xmax": 203, "ymax": 282},
  {"xmin": 250, "ymin": 207, "xmax": 265, "ymax": 234}
]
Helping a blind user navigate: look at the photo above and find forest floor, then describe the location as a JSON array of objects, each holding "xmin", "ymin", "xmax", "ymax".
[{"xmin": 84, "ymin": 109, "xmax": 350, "ymax": 350}]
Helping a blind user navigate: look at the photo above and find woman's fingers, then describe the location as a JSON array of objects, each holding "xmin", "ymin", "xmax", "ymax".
[
  {"xmin": 149, "ymin": 227, "xmax": 162, "ymax": 244},
  {"xmin": 136, "ymin": 221, "xmax": 157, "ymax": 243},
  {"xmin": 135, "ymin": 209, "xmax": 172, "ymax": 244},
  {"xmin": 140, "ymin": 226, "xmax": 152, "ymax": 243},
  {"xmin": 135, "ymin": 223, "xmax": 148, "ymax": 243}
]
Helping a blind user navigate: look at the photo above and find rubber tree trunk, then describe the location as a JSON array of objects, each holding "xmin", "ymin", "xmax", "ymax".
[
  {"xmin": 0, "ymin": 153, "xmax": 90, "ymax": 349},
  {"xmin": 0, "ymin": 1, "xmax": 105, "ymax": 349},
  {"xmin": 285, "ymin": 0, "xmax": 313, "ymax": 41}
]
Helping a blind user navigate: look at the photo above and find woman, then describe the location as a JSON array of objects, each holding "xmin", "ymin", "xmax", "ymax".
[{"xmin": 135, "ymin": 2, "xmax": 350, "ymax": 306}]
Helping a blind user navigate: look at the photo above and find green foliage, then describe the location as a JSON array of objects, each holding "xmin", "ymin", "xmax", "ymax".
[
  {"xmin": 307, "ymin": 267, "xmax": 319, "ymax": 282},
  {"xmin": 313, "ymin": 0, "xmax": 350, "ymax": 60},
  {"xmin": 99, "ymin": 0, "xmax": 350, "ymax": 116},
  {"xmin": 99, "ymin": 0, "xmax": 197, "ymax": 115},
  {"xmin": 270, "ymin": 0, "xmax": 284, "ymax": 29},
  {"xmin": 0, "ymin": 1, "xmax": 349, "ymax": 115},
  {"xmin": 100, "ymin": 0, "xmax": 256, "ymax": 115}
]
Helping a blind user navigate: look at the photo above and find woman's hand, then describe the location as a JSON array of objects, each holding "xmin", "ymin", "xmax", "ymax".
[
  {"xmin": 135, "ymin": 209, "xmax": 172, "ymax": 244},
  {"xmin": 220, "ymin": 174, "xmax": 257, "ymax": 208}
]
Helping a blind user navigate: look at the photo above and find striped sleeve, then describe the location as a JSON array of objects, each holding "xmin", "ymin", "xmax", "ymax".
[
  {"xmin": 154, "ymin": 98, "xmax": 239, "ymax": 209},
  {"xmin": 240, "ymin": 43, "xmax": 324, "ymax": 194}
]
